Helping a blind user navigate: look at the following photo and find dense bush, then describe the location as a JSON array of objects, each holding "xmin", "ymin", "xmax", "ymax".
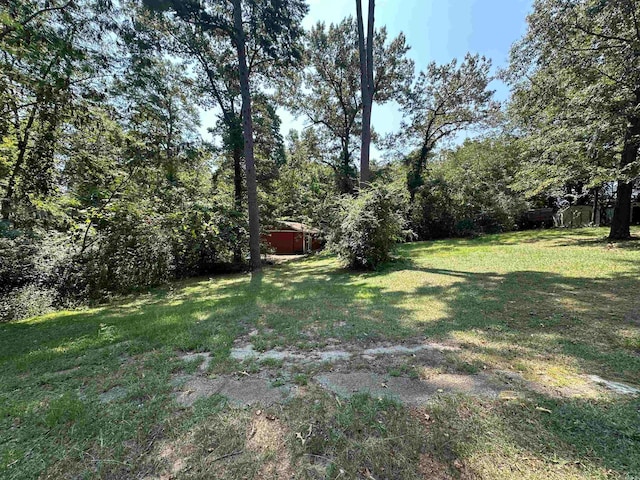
[
  {"xmin": 409, "ymin": 138, "xmax": 529, "ymax": 239},
  {"xmin": 409, "ymin": 180, "xmax": 457, "ymax": 239},
  {"xmin": 410, "ymin": 179, "xmax": 527, "ymax": 239},
  {"xmin": 80, "ymin": 209, "xmax": 174, "ymax": 296},
  {"xmin": 0, "ymin": 201, "xmax": 247, "ymax": 321},
  {"xmin": 328, "ymin": 184, "xmax": 409, "ymax": 270},
  {"xmin": 2, "ymin": 284, "xmax": 57, "ymax": 322},
  {"xmin": 0, "ymin": 230, "xmax": 75, "ymax": 321},
  {"xmin": 0, "ymin": 233, "xmax": 40, "ymax": 296},
  {"xmin": 167, "ymin": 203, "xmax": 245, "ymax": 278}
]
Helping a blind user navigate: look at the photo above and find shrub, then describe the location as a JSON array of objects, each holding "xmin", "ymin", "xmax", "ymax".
[
  {"xmin": 0, "ymin": 196, "xmax": 254, "ymax": 321},
  {"xmin": 0, "ymin": 200, "xmax": 249, "ymax": 321},
  {"xmin": 0, "ymin": 233, "xmax": 40, "ymax": 296},
  {"xmin": 167, "ymin": 202, "xmax": 244, "ymax": 278},
  {"xmin": 1, "ymin": 284, "xmax": 57, "ymax": 322},
  {"xmin": 329, "ymin": 184, "xmax": 408, "ymax": 270},
  {"xmin": 409, "ymin": 180, "xmax": 457, "ymax": 240},
  {"xmin": 409, "ymin": 180, "xmax": 528, "ymax": 240},
  {"xmin": 0, "ymin": 231, "xmax": 75, "ymax": 321},
  {"xmin": 80, "ymin": 208, "xmax": 174, "ymax": 296}
]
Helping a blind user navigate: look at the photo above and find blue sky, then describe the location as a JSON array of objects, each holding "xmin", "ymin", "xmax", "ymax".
[{"xmin": 202, "ymin": 0, "xmax": 533, "ymax": 154}]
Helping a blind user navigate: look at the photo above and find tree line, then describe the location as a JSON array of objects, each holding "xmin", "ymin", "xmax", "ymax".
[{"xmin": 1, "ymin": 0, "xmax": 638, "ymax": 320}]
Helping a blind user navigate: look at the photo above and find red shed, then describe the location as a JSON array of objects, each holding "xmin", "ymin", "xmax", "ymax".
[{"xmin": 262, "ymin": 221, "xmax": 323, "ymax": 254}]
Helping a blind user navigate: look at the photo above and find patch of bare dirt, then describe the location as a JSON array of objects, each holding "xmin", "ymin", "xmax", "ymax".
[
  {"xmin": 316, "ymin": 371, "xmax": 502, "ymax": 405},
  {"xmin": 418, "ymin": 452, "xmax": 477, "ymax": 480},
  {"xmin": 246, "ymin": 414, "xmax": 294, "ymax": 479},
  {"xmin": 227, "ymin": 339, "xmax": 457, "ymax": 367},
  {"xmin": 179, "ymin": 352, "xmax": 212, "ymax": 372},
  {"xmin": 493, "ymin": 370, "xmax": 628, "ymax": 399},
  {"xmin": 174, "ymin": 338, "xmax": 639, "ymax": 411},
  {"xmin": 51, "ymin": 366, "xmax": 81, "ymax": 376},
  {"xmin": 175, "ymin": 375, "xmax": 295, "ymax": 407},
  {"xmin": 418, "ymin": 453, "xmax": 453, "ymax": 479},
  {"xmin": 148, "ymin": 431, "xmax": 197, "ymax": 480},
  {"xmin": 265, "ymin": 254, "xmax": 306, "ymax": 265}
]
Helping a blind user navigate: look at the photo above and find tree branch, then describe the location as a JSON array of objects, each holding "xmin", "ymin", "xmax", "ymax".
[{"xmin": 0, "ymin": 0, "xmax": 73, "ymax": 41}]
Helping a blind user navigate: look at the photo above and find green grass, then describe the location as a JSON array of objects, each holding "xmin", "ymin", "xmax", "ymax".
[{"xmin": 1, "ymin": 227, "xmax": 640, "ymax": 479}]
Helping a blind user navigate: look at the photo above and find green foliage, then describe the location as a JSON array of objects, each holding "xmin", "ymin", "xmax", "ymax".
[
  {"xmin": 0, "ymin": 231, "xmax": 39, "ymax": 295},
  {"xmin": 329, "ymin": 184, "xmax": 408, "ymax": 269},
  {"xmin": 0, "ymin": 0, "xmax": 115, "ymax": 223},
  {"xmin": 272, "ymin": 129, "xmax": 335, "ymax": 226},
  {"xmin": 0, "ymin": 231, "xmax": 76, "ymax": 321},
  {"xmin": 83, "ymin": 200, "xmax": 241, "ymax": 292},
  {"xmin": 167, "ymin": 202, "xmax": 245, "ymax": 278},
  {"xmin": 409, "ymin": 178, "xmax": 457, "ymax": 239},
  {"xmin": 394, "ymin": 53, "xmax": 499, "ymax": 196},
  {"xmin": 1, "ymin": 284, "xmax": 56, "ymax": 323},
  {"xmin": 409, "ymin": 137, "xmax": 528, "ymax": 239},
  {"xmin": 505, "ymin": 0, "xmax": 640, "ymax": 238},
  {"xmin": 0, "ymin": 197, "xmax": 246, "ymax": 321},
  {"xmin": 506, "ymin": 0, "xmax": 640, "ymax": 177},
  {"xmin": 281, "ymin": 17, "xmax": 413, "ymax": 194},
  {"xmin": 81, "ymin": 206, "xmax": 174, "ymax": 295}
]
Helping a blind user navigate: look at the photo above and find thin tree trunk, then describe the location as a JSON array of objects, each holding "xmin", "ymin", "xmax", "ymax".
[
  {"xmin": 609, "ymin": 116, "xmax": 639, "ymax": 240},
  {"xmin": 356, "ymin": 0, "xmax": 374, "ymax": 189},
  {"xmin": 232, "ymin": 0, "xmax": 261, "ymax": 271},
  {"xmin": 591, "ymin": 187, "xmax": 599, "ymax": 226}
]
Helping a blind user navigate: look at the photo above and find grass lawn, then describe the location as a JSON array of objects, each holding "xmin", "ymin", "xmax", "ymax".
[{"xmin": 1, "ymin": 227, "xmax": 640, "ymax": 479}]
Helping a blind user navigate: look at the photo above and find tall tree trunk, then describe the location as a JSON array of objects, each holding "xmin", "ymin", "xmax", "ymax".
[
  {"xmin": 356, "ymin": 0, "xmax": 374, "ymax": 189},
  {"xmin": 233, "ymin": 143, "xmax": 243, "ymax": 263},
  {"xmin": 232, "ymin": 0, "xmax": 261, "ymax": 271},
  {"xmin": 609, "ymin": 116, "xmax": 639, "ymax": 240}
]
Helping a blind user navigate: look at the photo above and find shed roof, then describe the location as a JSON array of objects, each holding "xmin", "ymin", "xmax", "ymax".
[{"xmin": 267, "ymin": 220, "xmax": 320, "ymax": 234}]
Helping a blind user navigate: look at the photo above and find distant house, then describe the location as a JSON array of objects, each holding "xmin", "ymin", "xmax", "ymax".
[
  {"xmin": 262, "ymin": 221, "xmax": 323, "ymax": 254},
  {"xmin": 555, "ymin": 202, "xmax": 640, "ymax": 228}
]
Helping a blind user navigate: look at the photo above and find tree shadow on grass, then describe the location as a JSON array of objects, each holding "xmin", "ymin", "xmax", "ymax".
[
  {"xmin": 380, "ymin": 258, "xmax": 640, "ymax": 383},
  {"xmin": 0, "ymin": 257, "xmax": 413, "ymax": 373},
  {"xmin": 400, "ymin": 226, "xmax": 640, "ymax": 257},
  {"xmin": 2, "ymin": 239, "xmax": 640, "ymax": 478},
  {"xmin": 363, "ymin": 247, "xmax": 640, "ymax": 476},
  {"xmin": 554, "ymin": 235, "xmax": 640, "ymax": 250},
  {"xmin": 3, "ymin": 240, "xmax": 638, "ymax": 379}
]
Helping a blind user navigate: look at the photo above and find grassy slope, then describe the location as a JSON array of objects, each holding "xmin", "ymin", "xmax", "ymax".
[{"xmin": 1, "ymin": 228, "xmax": 639, "ymax": 479}]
